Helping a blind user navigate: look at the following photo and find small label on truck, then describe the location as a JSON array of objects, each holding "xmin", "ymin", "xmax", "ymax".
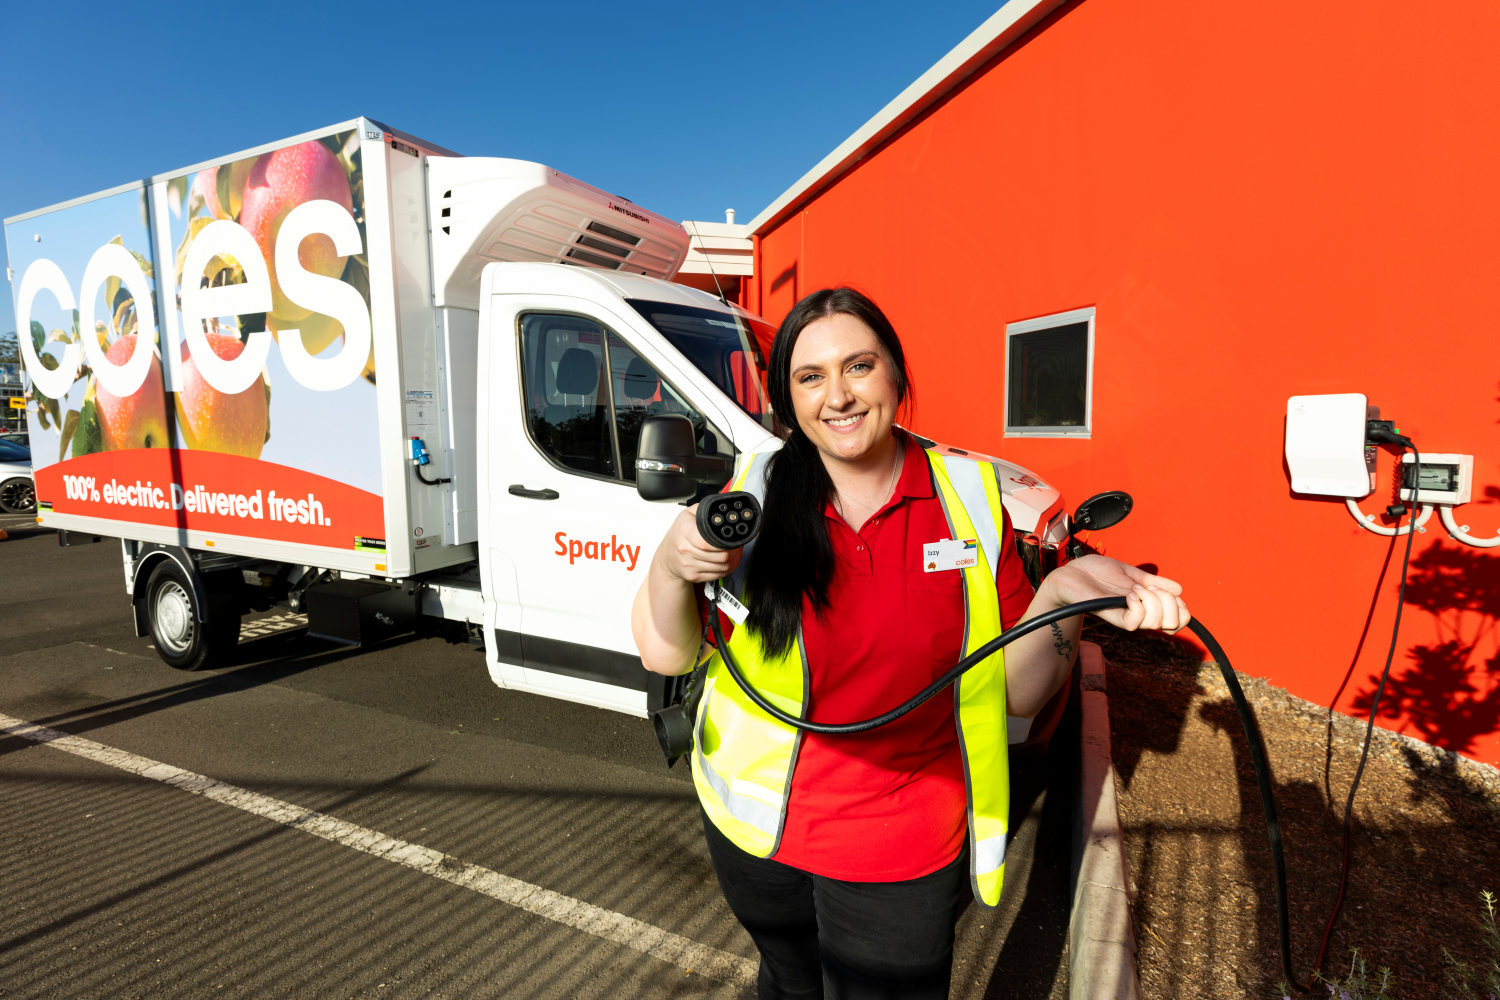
[
  {"xmin": 354, "ymin": 536, "xmax": 387, "ymax": 553},
  {"xmin": 405, "ymin": 390, "xmax": 437, "ymax": 434}
]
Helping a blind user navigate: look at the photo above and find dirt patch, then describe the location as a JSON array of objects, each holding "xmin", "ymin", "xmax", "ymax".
[{"xmin": 1086, "ymin": 621, "xmax": 1500, "ymax": 999}]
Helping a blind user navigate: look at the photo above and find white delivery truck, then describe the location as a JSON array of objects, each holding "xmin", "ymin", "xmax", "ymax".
[{"xmin": 8, "ymin": 117, "xmax": 1069, "ymax": 719}]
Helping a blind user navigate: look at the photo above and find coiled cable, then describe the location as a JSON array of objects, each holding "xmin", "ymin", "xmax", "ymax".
[{"xmin": 707, "ymin": 592, "xmax": 1298, "ymax": 985}]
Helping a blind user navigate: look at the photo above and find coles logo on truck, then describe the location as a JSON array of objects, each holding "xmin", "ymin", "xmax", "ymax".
[{"xmin": 12, "ymin": 129, "xmax": 386, "ymax": 554}]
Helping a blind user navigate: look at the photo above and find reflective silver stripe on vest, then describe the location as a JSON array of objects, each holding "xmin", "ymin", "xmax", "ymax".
[
  {"xmin": 975, "ymin": 833, "xmax": 1007, "ymax": 875},
  {"xmin": 723, "ymin": 453, "xmax": 770, "ymax": 599},
  {"xmin": 696, "ymin": 749, "xmax": 782, "ymax": 837},
  {"xmin": 740, "ymin": 450, "xmax": 770, "ymax": 499},
  {"xmin": 941, "ymin": 455, "xmax": 1002, "ymax": 586}
]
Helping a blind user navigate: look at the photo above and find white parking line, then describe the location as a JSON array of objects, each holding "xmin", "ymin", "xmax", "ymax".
[{"xmin": 0, "ymin": 712, "xmax": 756, "ymax": 988}]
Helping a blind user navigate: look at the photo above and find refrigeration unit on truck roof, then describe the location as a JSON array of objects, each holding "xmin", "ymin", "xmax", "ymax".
[{"xmin": 6, "ymin": 117, "xmax": 692, "ymax": 581}]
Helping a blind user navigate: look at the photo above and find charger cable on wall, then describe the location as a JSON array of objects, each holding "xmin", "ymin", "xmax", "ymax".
[{"xmin": 1302, "ymin": 444, "xmax": 1422, "ymax": 987}]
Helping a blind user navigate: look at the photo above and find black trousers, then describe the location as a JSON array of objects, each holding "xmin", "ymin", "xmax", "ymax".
[{"xmin": 702, "ymin": 811, "xmax": 970, "ymax": 1000}]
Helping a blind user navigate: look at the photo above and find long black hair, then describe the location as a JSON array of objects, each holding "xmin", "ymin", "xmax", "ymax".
[{"xmin": 744, "ymin": 287, "xmax": 914, "ymax": 657}]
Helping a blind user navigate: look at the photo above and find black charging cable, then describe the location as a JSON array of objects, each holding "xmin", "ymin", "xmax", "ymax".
[
  {"xmin": 688, "ymin": 435, "xmax": 1424, "ymax": 986},
  {"xmin": 1302, "ymin": 443, "xmax": 1421, "ymax": 985},
  {"xmin": 705, "ymin": 590, "xmax": 1298, "ymax": 984},
  {"xmin": 680, "ymin": 489, "xmax": 1298, "ymax": 980},
  {"xmin": 414, "ymin": 464, "xmax": 452, "ymax": 486}
]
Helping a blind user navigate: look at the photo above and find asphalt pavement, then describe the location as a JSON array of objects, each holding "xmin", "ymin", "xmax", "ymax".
[{"xmin": 0, "ymin": 517, "xmax": 1071, "ymax": 999}]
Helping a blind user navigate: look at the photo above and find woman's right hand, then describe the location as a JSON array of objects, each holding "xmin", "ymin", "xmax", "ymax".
[
  {"xmin": 656, "ymin": 504, "xmax": 743, "ymax": 583},
  {"xmin": 635, "ymin": 504, "xmax": 743, "ymax": 675}
]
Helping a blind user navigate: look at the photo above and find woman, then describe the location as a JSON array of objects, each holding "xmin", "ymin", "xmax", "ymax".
[{"xmin": 632, "ymin": 288, "xmax": 1187, "ymax": 999}]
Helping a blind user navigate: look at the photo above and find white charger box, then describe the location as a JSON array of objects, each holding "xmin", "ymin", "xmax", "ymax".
[{"xmin": 1286, "ymin": 393, "xmax": 1371, "ymax": 498}]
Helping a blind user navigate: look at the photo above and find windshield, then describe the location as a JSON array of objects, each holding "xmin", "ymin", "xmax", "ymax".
[
  {"xmin": 0, "ymin": 438, "xmax": 29, "ymax": 463},
  {"xmin": 626, "ymin": 300, "xmax": 773, "ymax": 433}
]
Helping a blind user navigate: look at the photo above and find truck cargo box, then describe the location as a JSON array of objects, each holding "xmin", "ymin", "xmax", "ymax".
[{"xmin": 7, "ymin": 118, "xmax": 690, "ymax": 579}]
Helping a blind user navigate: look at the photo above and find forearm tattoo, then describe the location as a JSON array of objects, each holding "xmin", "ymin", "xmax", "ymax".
[{"xmin": 1050, "ymin": 622, "xmax": 1074, "ymax": 660}]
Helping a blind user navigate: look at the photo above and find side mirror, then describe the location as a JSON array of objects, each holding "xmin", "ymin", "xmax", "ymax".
[
  {"xmin": 635, "ymin": 414, "xmax": 734, "ymax": 503},
  {"xmin": 1072, "ymin": 490, "xmax": 1133, "ymax": 532},
  {"xmin": 636, "ymin": 414, "xmax": 699, "ymax": 503}
]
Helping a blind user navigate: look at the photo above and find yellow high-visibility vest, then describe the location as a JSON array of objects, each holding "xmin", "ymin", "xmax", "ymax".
[{"xmin": 691, "ymin": 445, "xmax": 1013, "ymax": 907}]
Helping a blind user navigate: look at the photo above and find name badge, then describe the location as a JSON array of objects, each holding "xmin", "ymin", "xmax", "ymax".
[{"xmin": 923, "ymin": 538, "xmax": 978, "ymax": 572}]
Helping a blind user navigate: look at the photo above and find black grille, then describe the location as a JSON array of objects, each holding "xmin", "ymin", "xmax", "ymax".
[
  {"xmin": 565, "ymin": 248, "xmax": 623, "ymax": 270},
  {"xmin": 575, "ymin": 235, "xmax": 629, "ymax": 258},
  {"xmin": 586, "ymin": 221, "xmax": 640, "ymax": 246}
]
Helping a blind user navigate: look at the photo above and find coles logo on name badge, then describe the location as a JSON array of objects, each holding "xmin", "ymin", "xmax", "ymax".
[{"xmin": 923, "ymin": 538, "xmax": 978, "ymax": 572}]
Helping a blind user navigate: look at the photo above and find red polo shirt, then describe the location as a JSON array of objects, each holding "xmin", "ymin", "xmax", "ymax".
[{"xmin": 710, "ymin": 431, "xmax": 1035, "ymax": 881}]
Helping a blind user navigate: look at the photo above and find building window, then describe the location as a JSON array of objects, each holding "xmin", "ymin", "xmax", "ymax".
[{"xmin": 1005, "ymin": 307, "xmax": 1094, "ymax": 437}]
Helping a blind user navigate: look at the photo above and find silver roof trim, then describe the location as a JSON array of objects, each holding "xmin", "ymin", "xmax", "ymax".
[
  {"xmin": 745, "ymin": 0, "xmax": 1064, "ymax": 235},
  {"xmin": 5, "ymin": 178, "xmax": 151, "ymax": 225},
  {"xmin": 5, "ymin": 117, "xmax": 456, "ymax": 225}
]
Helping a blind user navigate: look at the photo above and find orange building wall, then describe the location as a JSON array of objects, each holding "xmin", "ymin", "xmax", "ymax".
[{"xmin": 755, "ymin": 0, "xmax": 1500, "ymax": 764}]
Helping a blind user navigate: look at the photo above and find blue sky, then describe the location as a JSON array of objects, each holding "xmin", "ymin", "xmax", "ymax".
[{"xmin": 1, "ymin": 1, "xmax": 1006, "ymax": 333}]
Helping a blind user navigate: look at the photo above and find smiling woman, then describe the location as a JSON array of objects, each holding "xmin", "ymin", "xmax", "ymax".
[
  {"xmin": 631, "ymin": 286, "xmax": 1190, "ymax": 999},
  {"xmin": 747, "ymin": 289, "xmax": 915, "ymax": 653}
]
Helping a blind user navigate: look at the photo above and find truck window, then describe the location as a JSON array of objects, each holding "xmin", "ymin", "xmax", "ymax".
[
  {"xmin": 625, "ymin": 300, "xmax": 773, "ymax": 433},
  {"xmin": 519, "ymin": 314, "xmax": 617, "ymax": 478},
  {"xmin": 606, "ymin": 333, "xmax": 732, "ymax": 482}
]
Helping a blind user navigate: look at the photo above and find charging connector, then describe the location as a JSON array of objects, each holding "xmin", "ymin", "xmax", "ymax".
[
  {"xmin": 409, "ymin": 437, "xmax": 451, "ymax": 486},
  {"xmin": 1365, "ymin": 419, "xmax": 1412, "ymax": 448}
]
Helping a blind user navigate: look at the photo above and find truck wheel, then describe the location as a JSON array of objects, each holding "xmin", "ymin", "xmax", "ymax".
[
  {"xmin": 0, "ymin": 476, "xmax": 35, "ymax": 514},
  {"xmin": 145, "ymin": 561, "xmax": 239, "ymax": 671}
]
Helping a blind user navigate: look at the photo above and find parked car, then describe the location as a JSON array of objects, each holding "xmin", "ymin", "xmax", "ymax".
[{"xmin": 0, "ymin": 437, "xmax": 35, "ymax": 514}]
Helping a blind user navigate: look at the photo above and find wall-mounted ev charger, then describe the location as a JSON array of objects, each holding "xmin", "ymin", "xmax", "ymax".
[
  {"xmin": 1285, "ymin": 393, "xmax": 1375, "ymax": 498},
  {"xmin": 1285, "ymin": 392, "xmax": 1496, "ymax": 547},
  {"xmin": 1281, "ymin": 391, "xmax": 1499, "ymax": 982}
]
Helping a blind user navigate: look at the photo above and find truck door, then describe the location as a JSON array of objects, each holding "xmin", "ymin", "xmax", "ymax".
[{"xmin": 484, "ymin": 301, "xmax": 734, "ymax": 714}]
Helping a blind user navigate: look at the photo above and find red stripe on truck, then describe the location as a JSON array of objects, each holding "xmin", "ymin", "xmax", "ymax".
[{"xmin": 35, "ymin": 449, "xmax": 384, "ymax": 550}]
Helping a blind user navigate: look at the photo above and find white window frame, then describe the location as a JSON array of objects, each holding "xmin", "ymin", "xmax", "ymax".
[{"xmin": 1003, "ymin": 306, "xmax": 1095, "ymax": 438}]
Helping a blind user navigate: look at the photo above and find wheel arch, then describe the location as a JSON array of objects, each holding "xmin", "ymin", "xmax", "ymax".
[{"xmin": 131, "ymin": 545, "xmax": 215, "ymax": 632}]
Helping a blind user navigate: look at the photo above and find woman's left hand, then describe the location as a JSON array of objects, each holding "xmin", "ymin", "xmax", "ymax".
[{"xmin": 1039, "ymin": 554, "xmax": 1190, "ymax": 634}]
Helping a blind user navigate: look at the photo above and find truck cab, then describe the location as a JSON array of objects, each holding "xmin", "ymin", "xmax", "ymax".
[{"xmin": 475, "ymin": 265, "xmax": 779, "ymax": 715}]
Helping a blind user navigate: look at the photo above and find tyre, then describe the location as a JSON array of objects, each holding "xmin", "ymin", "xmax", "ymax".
[
  {"xmin": 145, "ymin": 561, "xmax": 240, "ymax": 671},
  {"xmin": 0, "ymin": 476, "xmax": 34, "ymax": 514}
]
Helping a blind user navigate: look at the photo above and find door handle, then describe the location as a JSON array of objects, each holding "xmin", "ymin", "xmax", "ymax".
[{"xmin": 509, "ymin": 484, "xmax": 560, "ymax": 500}]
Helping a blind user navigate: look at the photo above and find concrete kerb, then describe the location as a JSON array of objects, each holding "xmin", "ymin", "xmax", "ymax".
[{"xmin": 1068, "ymin": 641, "xmax": 1141, "ymax": 1000}]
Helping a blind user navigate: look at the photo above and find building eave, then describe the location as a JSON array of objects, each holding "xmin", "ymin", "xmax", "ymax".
[{"xmin": 745, "ymin": 0, "xmax": 1066, "ymax": 236}]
